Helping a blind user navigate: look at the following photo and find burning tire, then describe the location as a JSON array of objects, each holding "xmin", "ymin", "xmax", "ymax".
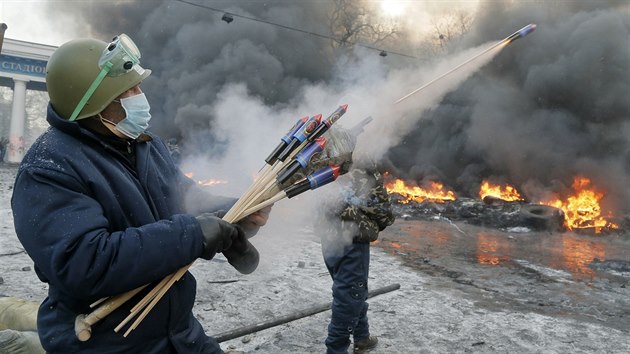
[{"xmin": 519, "ymin": 204, "xmax": 565, "ymax": 231}]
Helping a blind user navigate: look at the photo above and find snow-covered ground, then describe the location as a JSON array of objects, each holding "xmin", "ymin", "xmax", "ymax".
[{"xmin": 1, "ymin": 163, "xmax": 629, "ymax": 353}]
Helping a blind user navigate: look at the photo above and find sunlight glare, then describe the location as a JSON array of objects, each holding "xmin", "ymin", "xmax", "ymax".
[{"xmin": 380, "ymin": 0, "xmax": 406, "ymax": 17}]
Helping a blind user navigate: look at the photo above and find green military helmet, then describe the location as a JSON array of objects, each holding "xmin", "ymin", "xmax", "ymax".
[{"xmin": 46, "ymin": 36, "xmax": 151, "ymax": 120}]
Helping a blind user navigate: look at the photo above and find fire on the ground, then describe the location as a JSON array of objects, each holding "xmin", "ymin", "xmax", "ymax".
[
  {"xmin": 184, "ymin": 172, "xmax": 228, "ymax": 187},
  {"xmin": 384, "ymin": 175, "xmax": 618, "ymax": 234}
]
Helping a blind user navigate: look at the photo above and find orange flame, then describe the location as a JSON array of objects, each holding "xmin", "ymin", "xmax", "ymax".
[
  {"xmin": 197, "ymin": 178, "xmax": 228, "ymax": 186},
  {"xmin": 385, "ymin": 178, "xmax": 456, "ymax": 204},
  {"xmin": 185, "ymin": 172, "xmax": 228, "ymax": 187},
  {"xmin": 542, "ymin": 176, "xmax": 618, "ymax": 234},
  {"xmin": 385, "ymin": 173, "xmax": 618, "ymax": 234},
  {"xmin": 479, "ymin": 180, "xmax": 524, "ymax": 202}
]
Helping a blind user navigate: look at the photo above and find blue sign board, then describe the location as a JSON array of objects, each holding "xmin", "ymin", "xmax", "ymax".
[{"xmin": 0, "ymin": 54, "xmax": 47, "ymax": 78}]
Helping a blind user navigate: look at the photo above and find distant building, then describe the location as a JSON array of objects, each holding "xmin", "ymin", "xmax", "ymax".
[{"xmin": 0, "ymin": 38, "xmax": 56, "ymax": 163}]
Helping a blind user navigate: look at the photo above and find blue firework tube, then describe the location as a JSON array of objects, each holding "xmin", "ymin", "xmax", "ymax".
[
  {"xmin": 285, "ymin": 165, "xmax": 341, "ymax": 198},
  {"xmin": 296, "ymin": 137, "xmax": 327, "ymax": 168},
  {"xmin": 308, "ymin": 165, "xmax": 341, "ymax": 189},
  {"xmin": 311, "ymin": 104, "xmax": 348, "ymax": 141},
  {"xmin": 504, "ymin": 23, "xmax": 537, "ymax": 44},
  {"xmin": 284, "ymin": 116, "xmax": 310, "ymax": 144},
  {"xmin": 277, "ymin": 114, "xmax": 323, "ymax": 162},
  {"xmin": 265, "ymin": 116, "xmax": 309, "ymax": 165},
  {"xmin": 276, "ymin": 137, "xmax": 327, "ymax": 184},
  {"xmin": 293, "ymin": 114, "xmax": 323, "ymax": 142}
]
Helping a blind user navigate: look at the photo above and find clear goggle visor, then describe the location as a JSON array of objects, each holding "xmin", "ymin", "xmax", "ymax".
[
  {"xmin": 98, "ymin": 34, "xmax": 141, "ymax": 76},
  {"xmin": 69, "ymin": 34, "xmax": 143, "ymax": 121}
]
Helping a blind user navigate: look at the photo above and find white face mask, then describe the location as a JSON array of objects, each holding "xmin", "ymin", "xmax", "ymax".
[
  {"xmin": 100, "ymin": 93, "xmax": 152, "ymax": 139},
  {"xmin": 115, "ymin": 93, "xmax": 152, "ymax": 139}
]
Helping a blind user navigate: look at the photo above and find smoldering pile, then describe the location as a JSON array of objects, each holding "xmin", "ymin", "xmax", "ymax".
[{"xmin": 391, "ymin": 196, "xmax": 566, "ymax": 233}]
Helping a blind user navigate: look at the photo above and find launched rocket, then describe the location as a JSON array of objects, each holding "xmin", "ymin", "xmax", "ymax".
[
  {"xmin": 504, "ymin": 24, "xmax": 537, "ymax": 44},
  {"xmin": 395, "ymin": 23, "xmax": 538, "ymax": 104}
]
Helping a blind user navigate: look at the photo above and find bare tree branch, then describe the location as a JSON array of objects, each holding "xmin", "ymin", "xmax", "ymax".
[{"xmin": 327, "ymin": 0, "xmax": 399, "ymax": 54}]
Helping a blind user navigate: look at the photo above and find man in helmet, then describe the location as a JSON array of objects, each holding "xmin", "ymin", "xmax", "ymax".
[{"xmin": 11, "ymin": 34, "xmax": 269, "ymax": 353}]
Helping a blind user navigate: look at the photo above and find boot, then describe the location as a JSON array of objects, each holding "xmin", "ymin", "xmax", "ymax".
[{"xmin": 353, "ymin": 335, "xmax": 378, "ymax": 353}]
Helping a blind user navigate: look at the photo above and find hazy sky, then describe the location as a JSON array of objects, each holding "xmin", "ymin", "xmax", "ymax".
[{"xmin": 1, "ymin": 0, "xmax": 83, "ymax": 45}]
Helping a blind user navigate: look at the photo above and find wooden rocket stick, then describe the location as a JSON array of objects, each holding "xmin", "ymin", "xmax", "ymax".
[
  {"xmin": 231, "ymin": 139, "xmax": 308, "ymax": 218},
  {"xmin": 74, "ymin": 284, "xmax": 148, "ymax": 341},
  {"xmin": 114, "ymin": 274, "xmax": 175, "ymax": 333},
  {"xmin": 123, "ymin": 263, "xmax": 192, "ymax": 337},
  {"xmin": 225, "ymin": 162, "xmax": 282, "ymax": 220},
  {"xmin": 117, "ymin": 208, "xmax": 245, "ymax": 336},
  {"xmin": 223, "ymin": 162, "xmax": 278, "ymax": 221},
  {"xmin": 239, "ymin": 191, "xmax": 286, "ymax": 221}
]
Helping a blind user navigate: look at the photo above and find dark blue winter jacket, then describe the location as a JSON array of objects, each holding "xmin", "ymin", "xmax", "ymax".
[{"xmin": 11, "ymin": 104, "xmax": 231, "ymax": 353}]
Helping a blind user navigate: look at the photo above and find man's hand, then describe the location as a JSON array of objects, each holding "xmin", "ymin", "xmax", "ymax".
[{"xmin": 238, "ymin": 205, "xmax": 272, "ymax": 238}]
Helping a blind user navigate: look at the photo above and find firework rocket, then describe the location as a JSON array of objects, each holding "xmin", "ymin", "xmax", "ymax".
[
  {"xmin": 265, "ymin": 116, "xmax": 309, "ymax": 165},
  {"xmin": 276, "ymin": 137, "xmax": 327, "ymax": 184},
  {"xmin": 310, "ymin": 104, "xmax": 349, "ymax": 140},
  {"xmin": 395, "ymin": 24, "xmax": 538, "ymax": 104},
  {"xmin": 276, "ymin": 114, "xmax": 323, "ymax": 162},
  {"xmin": 504, "ymin": 24, "xmax": 537, "ymax": 44},
  {"xmin": 284, "ymin": 165, "xmax": 342, "ymax": 198},
  {"xmin": 275, "ymin": 104, "xmax": 348, "ymax": 162}
]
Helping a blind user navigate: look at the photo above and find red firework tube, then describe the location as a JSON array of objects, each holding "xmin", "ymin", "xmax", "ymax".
[
  {"xmin": 310, "ymin": 104, "xmax": 348, "ymax": 140},
  {"xmin": 277, "ymin": 114, "xmax": 323, "ymax": 162},
  {"xmin": 265, "ymin": 116, "xmax": 309, "ymax": 165},
  {"xmin": 276, "ymin": 137, "xmax": 327, "ymax": 184},
  {"xmin": 284, "ymin": 165, "xmax": 341, "ymax": 198}
]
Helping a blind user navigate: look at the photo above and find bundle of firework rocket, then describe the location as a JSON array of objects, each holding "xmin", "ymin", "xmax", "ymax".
[
  {"xmin": 224, "ymin": 104, "xmax": 352, "ymax": 222},
  {"xmin": 74, "ymin": 104, "xmax": 361, "ymax": 340}
]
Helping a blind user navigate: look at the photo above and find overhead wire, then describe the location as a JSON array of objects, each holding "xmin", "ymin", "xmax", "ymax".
[{"xmin": 173, "ymin": 0, "xmax": 424, "ymax": 60}]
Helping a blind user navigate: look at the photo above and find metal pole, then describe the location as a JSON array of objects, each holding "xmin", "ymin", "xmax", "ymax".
[
  {"xmin": 0, "ymin": 23, "xmax": 7, "ymax": 53},
  {"xmin": 213, "ymin": 283, "xmax": 401, "ymax": 343}
]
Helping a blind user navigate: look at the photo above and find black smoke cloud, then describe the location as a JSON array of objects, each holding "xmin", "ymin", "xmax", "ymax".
[
  {"xmin": 385, "ymin": 1, "xmax": 630, "ymax": 213},
  {"xmin": 45, "ymin": 0, "xmax": 333, "ymax": 145},
  {"xmin": 45, "ymin": 0, "xmax": 630, "ymax": 214}
]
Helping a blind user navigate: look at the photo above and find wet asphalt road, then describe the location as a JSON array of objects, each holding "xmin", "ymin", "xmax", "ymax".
[{"xmin": 375, "ymin": 218, "xmax": 630, "ymax": 333}]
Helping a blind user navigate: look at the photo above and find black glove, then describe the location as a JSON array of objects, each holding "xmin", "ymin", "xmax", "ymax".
[
  {"xmin": 223, "ymin": 231, "xmax": 260, "ymax": 274},
  {"xmin": 237, "ymin": 219, "xmax": 261, "ymax": 239},
  {"xmin": 195, "ymin": 213, "xmax": 241, "ymax": 260}
]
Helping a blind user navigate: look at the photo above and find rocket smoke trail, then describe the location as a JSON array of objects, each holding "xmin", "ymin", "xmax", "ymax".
[{"xmin": 394, "ymin": 24, "xmax": 536, "ymax": 104}]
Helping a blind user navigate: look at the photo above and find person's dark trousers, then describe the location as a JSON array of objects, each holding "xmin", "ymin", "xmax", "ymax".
[{"xmin": 323, "ymin": 242, "xmax": 370, "ymax": 354}]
